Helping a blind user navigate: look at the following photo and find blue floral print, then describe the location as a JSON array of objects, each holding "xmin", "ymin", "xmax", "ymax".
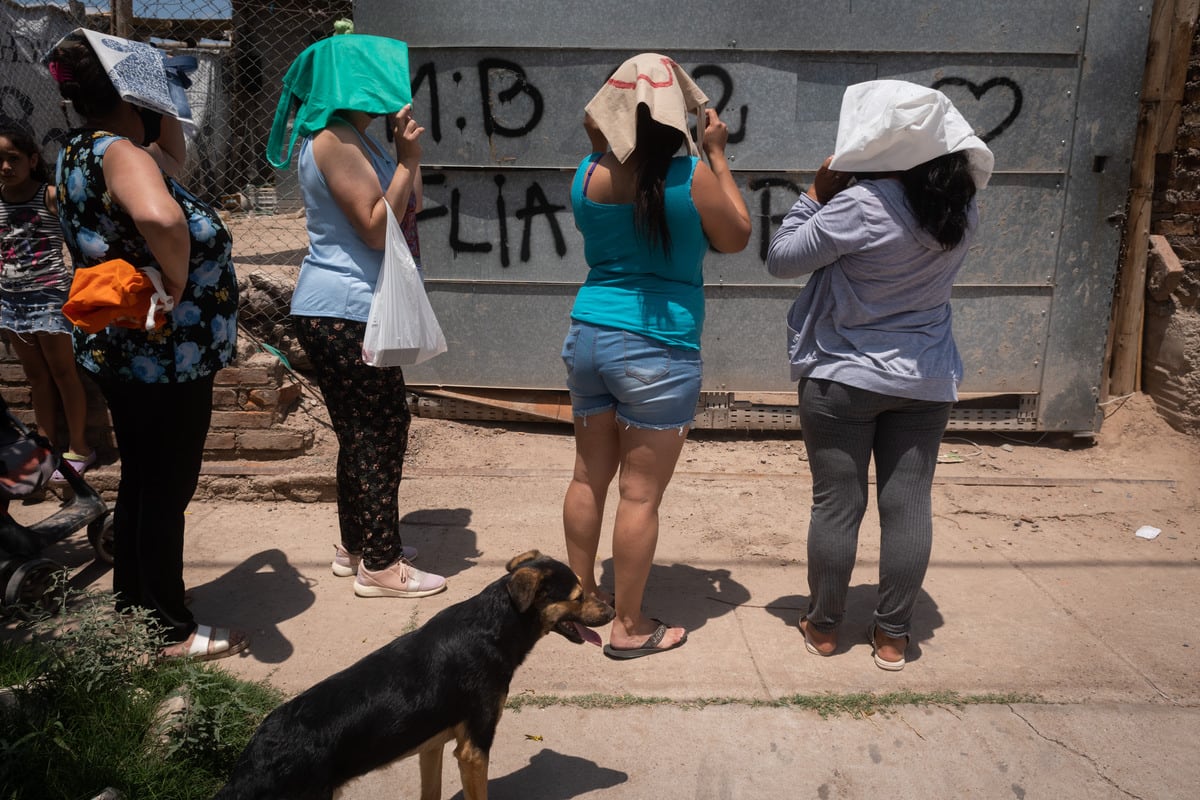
[
  {"xmin": 174, "ymin": 300, "xmax": 201, "ymax": 326},
  {"xmin": 76, "ymin": 228, "xmax": 109, "ymax": 258},
  {"xmin": 55, "ymin": 130, "xmax": 238, "ymax": 383}
]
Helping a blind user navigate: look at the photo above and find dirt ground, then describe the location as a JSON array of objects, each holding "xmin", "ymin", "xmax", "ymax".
[
  {"xmin": 186, "ymin": 387, "xmax": 1200, "ymax": 567},
  {"xmin": 7, "ymin": 390, "xmax": 1199, "ymax": 799},
  {"xmin": 395, "ymin": 390, "xmax": 1199, "ymax": 543}
]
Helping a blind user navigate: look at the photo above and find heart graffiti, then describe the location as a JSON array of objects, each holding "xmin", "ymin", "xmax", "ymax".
[{"xmin": 931, "ymin": 76, "xmax": 1023, "ymax": 143}]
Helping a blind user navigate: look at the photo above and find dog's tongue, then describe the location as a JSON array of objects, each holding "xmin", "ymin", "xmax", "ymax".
[{"xmin": 573, "ymin": 622, "xmax": 602, "ymax": 646}]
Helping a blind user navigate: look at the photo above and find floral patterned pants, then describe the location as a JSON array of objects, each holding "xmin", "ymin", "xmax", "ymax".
[{"xmin": 293, "ymin": 316, "xmax": 410, "ymax": 570}]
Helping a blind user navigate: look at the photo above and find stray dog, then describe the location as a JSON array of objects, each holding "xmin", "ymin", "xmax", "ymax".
[{"xmin": 214, "ymin": 550, "xmax": 614, "ymax": 800}]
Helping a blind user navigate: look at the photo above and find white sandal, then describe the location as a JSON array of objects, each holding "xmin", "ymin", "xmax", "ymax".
[
  {"xmin": 868, "ymin": 623, "xmax": 908, "ymax": 671},
  {"xmin": 163, "ymin": 624, "xmax": 249, "ymax": 662}
]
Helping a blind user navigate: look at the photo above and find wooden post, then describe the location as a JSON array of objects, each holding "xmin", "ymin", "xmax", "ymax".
[
  {"xmin": 1107, "ymin": 0, "xmax": 1200, "ymax": 397},
  {"xmin": 113, "ymin": 0, "xmax": 133, "ymax": 37}
]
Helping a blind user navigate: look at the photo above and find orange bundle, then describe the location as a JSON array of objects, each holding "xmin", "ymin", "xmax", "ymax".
[{"xmin": 63, "ymin": 259, "xmax": 175, "ymax": 334}]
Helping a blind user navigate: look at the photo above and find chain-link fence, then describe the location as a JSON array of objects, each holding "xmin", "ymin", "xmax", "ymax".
[{"xmin": 2, "ymin": 0, "xmax": 352, "ymax": 367}]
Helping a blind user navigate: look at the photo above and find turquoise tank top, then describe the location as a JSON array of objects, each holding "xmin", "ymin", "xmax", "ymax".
[{"xmin": 568, "ymin": 154, "xmax": 708, "ymax": 350}]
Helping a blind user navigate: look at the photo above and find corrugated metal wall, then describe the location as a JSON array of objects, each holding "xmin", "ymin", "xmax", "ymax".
[{"xmin": 358, "ymin": 0, "xmax": 1152, "ymax": 433}]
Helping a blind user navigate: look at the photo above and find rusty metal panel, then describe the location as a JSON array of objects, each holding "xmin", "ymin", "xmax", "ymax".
[{"xmin": 357, "ymin": 0, "xmax": 1151, "ymax": 433}]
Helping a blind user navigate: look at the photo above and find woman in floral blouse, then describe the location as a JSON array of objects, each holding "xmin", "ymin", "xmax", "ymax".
[{"xmin": 47, "ymin": 32, "xmax": 245, "ymax": 661}]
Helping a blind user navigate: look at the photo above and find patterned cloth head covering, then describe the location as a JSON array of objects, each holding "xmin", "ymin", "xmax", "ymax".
[
  {"xmin": 583, "ymin": 53, "xmax": 708, "ymax": 163},
  {"xmin": 45, "ymin": 28, "xmax": 197, "ymax": 132},
  {"xmin": 267, "ymin": 34, "xmax": 411, "ymax": 169},
  {"xmin": 829, "ymin": 79, "xmax": 994, "ymax": 189}
]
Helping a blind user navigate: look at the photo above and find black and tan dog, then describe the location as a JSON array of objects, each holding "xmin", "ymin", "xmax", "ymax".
[{"xmin": 214, "ymin": 550, "xmax": 614, "ymax": 800}]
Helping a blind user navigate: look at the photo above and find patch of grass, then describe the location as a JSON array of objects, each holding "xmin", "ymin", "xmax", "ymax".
[
  {"xmin": 769, "ymin": 690, "xmax": 1038, "ymax": 718},
  {"xmin": 0, "ymin": 586, "xmax": 284, "ymax": 800},
  {"xmin": 506, "ymin": 690, "xmax": 1040, "ymax": 717}
]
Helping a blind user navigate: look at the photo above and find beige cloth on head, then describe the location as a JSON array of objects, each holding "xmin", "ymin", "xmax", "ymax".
[
  {"xmin": 584, "ymin": 53, "xmax": 708, "ymax": 163},
  {"xmin": 829, "ymin": 79, "xmax": 994, "ymax": 189}
]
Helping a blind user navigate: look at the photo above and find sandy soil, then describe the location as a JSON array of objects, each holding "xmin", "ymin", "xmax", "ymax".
[
  {"xmin": 400, "ymin": 391, "xmax": 1199, "ymax": 550},
  {"xmin": 276, "ymin": 389, "xmax": 1200, "ymax": 545}
]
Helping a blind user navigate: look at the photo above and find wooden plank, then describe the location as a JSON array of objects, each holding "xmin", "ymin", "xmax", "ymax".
[
  {"xmin": 1156, "ymin": 0, "xmax": 1200, "ymax": 154},
  {"xmin": 1108, "ymin": 0, "xmax": 1178, "ymax": 395}
]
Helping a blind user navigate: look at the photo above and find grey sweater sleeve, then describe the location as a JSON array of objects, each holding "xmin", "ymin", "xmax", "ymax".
[{"xmin": 766, "ymin": 191, "xmax": 870, "ymax": 279}]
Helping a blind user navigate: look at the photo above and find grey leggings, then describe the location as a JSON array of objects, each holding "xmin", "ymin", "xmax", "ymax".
[{"xmin": 798, "ymin": 378, "xmax": 951, "ymax": 638}]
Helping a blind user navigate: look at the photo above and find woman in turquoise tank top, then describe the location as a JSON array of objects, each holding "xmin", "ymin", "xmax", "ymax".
[{"xmin": 560, "ymin": 54, "xmax": 750, "ymax": 659}]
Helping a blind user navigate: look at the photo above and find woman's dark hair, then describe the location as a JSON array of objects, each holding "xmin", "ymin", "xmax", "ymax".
[
  {"xmin": 46, "ymin": 34, "xmax": 121, "ymax": 119},
  {"xmin": 632, "ymin": 103, "xmax": 686, "ymax": 254},
  {"xmin": 898, "ymin": 151, "xmax": 977, "ymax": 249},
  {"xmin": 0, "ymin": 125, "xmax": 48, "ymax": 182}
]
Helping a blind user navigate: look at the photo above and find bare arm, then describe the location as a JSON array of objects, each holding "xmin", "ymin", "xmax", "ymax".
[
  {"xmin": 412, "ymin": 167, "xmax": 424, "ymax": 214},
  {"xmin": 102, "ymin": 139, "xmax": 190, "ymax": 304},
  {"xmin": 583, "ymin": 112, "xmax": 608, "ymax": 153},
  {"xmin": 692, "ymin": 109, "xmax": 751, "ymax": 253},
  {"xmin": 146, "ymin": 113, "xmax": 187, "ymax": 178},
  {"xmin": 314, "ymin": 105, "xmax": 423, "ymax": 250},
  {"xmin": 44, "ymin": 184, "xmax": 58, "ymax": 216}
]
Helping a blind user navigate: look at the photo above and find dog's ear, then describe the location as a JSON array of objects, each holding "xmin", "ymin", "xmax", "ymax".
[
  {"xmin": 506, "ymin": 550, "xmax": 542, "ymax": 573},
  {"xmin": 506, "ymin": 565, "xmax": 543, "ymax": 612}
]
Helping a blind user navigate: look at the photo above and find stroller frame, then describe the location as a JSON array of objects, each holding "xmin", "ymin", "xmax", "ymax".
[{"xmin": 0, "ymin": 407, "xmax": 112, "ymax": 612}]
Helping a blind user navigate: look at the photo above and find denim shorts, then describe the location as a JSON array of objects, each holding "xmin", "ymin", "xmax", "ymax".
[
  {"xmin": 0, "ymin": 287, "xmax": 72, "ymax": 336},
  {"xmin": 561, "ymin": 321, "xmax": 702, "ymax": 430}
]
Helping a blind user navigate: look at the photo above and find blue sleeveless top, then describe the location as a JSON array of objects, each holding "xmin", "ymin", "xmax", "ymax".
[
  {"xmin": 568, "ymin": 154, "xmax": 708, "ymax": 350},
  {"xmin": 291, "ymin": 125, "xmax": 419, "ymax": 322}
]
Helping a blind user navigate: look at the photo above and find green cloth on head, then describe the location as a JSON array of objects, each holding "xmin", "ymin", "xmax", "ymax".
[{"xmin": 267, "ymin": 34, "xmax": 411, "ymax": 169}]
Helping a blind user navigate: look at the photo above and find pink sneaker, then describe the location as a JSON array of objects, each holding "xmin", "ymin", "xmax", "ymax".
[
  {"xmin": 354, "ymin": 558, "xmax": 446, "ymax": 598},
  {"xmin": 331, "ymin": 544, "xmax": 417, "ymax": 577}
]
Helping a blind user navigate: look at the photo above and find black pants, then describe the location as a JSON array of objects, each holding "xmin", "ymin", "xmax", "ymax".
[
  {"xmin": 100, "ymin": 375, "xmax": 214, "ymax": 643},
  {"xmin": 293, "ymin": 316, "xmax": 410, "ymax": 570}
]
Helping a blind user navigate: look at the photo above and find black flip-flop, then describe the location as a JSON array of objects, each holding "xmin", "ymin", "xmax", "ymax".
[{"xmin": 602, "ymin": 620, "xmax": 687, "ymax": 660}]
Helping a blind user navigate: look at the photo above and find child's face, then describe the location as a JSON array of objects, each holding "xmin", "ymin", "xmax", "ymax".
[{"xmin": 0, "ymin": 137, "xmax": 37, "ymax": 188}]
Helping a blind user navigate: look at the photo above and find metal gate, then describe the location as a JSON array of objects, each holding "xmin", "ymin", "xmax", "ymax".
[{"xmin": 350, "ymin": 3, "xmax": 1147, "ymax": 433}]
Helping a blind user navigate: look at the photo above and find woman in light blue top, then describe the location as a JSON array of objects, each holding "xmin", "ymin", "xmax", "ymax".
[
  {"xmin": 766, "ymin": 80, "xmax": 991, "ymax": 671},
  {"xmin": 291, "ymin": 101, "xmax": 446, "ymax": 601},
  {"xmin": 561, "ymin": 53, "xmax": 750, "ymax": 660}
]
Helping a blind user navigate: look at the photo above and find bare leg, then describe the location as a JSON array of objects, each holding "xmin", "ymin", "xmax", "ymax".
[
  {"xmin": 39, "ymin": 333, "xmax": 91, "ymax": 457},
  {"xmin": 563, "ymin": 410, "xmax": 619, "ymax": 602},
  {"xmin": 6, "ymin": 332, "xmax": 60, "ymax": 446},
  {"xmin": 607, "ymin": 423, "xmax": 688, "ymax": 650}
]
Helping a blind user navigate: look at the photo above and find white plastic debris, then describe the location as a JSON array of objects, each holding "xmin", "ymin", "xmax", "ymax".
[{"xmin": 1135, "ymin": 525, "xmax": 1162, "ymax": 540}]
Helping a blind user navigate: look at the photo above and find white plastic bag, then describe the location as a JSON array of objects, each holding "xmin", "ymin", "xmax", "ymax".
[{"xmin": 362, "ymin": 203, "xmax": 447, "ymax": 367}]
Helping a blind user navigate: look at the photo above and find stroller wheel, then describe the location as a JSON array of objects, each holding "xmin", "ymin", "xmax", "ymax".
[
  {"xmin": 0, "ymin": 558, "xmax": 23, "ymax": 597},
  {"xmin": 3, "ymin": 558, "xmax": 66, "ymax": 615},
  {"xmin": 88, "ymin": 511, "xmax": 115, "ymax": 565}
]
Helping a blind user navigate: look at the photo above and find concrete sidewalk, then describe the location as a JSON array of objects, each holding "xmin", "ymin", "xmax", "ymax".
[{"xmin": 25, "ymin": 442, "xmax": 1200, "ymax": 799}]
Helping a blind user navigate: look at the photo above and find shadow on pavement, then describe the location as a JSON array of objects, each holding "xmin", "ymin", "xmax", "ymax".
[
  {"xmin": 401, "ymin": 507, "xmax": 477, "ymax": 578},
  {"xmin": 765, "ymin": 585, "xmax": 944, "ymax": 662},
  {"xmin": 596, "ymin": 560, "xmax": 751, "ymax": 634},
  {"xmin": 191, "ymin": 547, "xmax": 315, "ymax": 664},
  {"xmin": 448, "ymin": 748, "xmax": 626, "ymax": 800}
]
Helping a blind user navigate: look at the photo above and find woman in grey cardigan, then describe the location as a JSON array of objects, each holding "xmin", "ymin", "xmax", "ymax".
[{"xmin": 766, "ymin": 80, "xmax": 992, "ymax": 671}]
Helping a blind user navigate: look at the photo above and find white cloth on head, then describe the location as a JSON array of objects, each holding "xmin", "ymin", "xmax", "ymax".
[
  {"xmin": 583, "ymin": 53, "xmax": 708, "ymax": 163},
  {"xmin": 829, "ymin": 79, "xmax": 993, "ymax": 189},
  {"xmin": 50, "ymin": 28, "xmax": 196, "ymax": 132}
]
